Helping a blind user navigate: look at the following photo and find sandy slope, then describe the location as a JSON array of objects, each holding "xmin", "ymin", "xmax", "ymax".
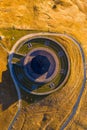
[
  {"xmin": 0, "ymin": 0, "xmax": 87, "ymax": 56},
  {"xmin": 0, "ymin": 0, "xmax": 87, "ymax": 129}
]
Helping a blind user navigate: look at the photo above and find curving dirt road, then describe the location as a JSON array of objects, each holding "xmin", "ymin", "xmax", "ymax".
[{"xmin": 8, "ymin": 32, "xmax": 86, "ymax": 130}]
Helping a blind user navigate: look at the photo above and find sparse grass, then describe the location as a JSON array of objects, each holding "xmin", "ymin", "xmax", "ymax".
[
  {"xmin": 0, "ymin": 0, "xmax": 87, "ymax": 129},
  {"xmin": 8, "ymin": 34, "xmax": 84, "ymax": 130},
  {"xmin": 65, "ymin": 83, "xmax": 87, "ymax": 130},
  {"xmin": 0, "ymin": 28, "xmax": 36, "ymax": 50},
  {"xmin": 0, "ymin": 27, "xmax": 85, "ymax": 130}
]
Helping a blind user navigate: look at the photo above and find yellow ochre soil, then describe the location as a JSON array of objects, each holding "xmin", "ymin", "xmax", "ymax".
[{"xmin": 0, "ymin": 0, "xmax": 87, "ymax": 130}]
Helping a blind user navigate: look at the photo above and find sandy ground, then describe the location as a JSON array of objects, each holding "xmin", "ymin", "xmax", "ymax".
[{"xmin": 0, "ymin": 0, "xmax": 87, "ymax": 129}]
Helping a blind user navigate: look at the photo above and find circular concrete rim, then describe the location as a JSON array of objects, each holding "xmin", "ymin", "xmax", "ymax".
[
  {"xmin": 9, "ymin": 35, "xmax": 70, "ymax": 95},
  {"xmin": 23, "ymin": 47, "xmax": 59, "ymax": 83}
]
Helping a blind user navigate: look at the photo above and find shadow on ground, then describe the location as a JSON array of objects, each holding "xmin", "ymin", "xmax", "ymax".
[
  {"xmin": 0, "ymin": 68, "xmax": 47, "ymax": 111},
  {"xmin": 0, "ymin": 69, "xmax": 18, "ymax": 110}
]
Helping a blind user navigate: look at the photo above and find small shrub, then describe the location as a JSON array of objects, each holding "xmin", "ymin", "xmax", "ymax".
[
  {"xmin": 52, "ymin": 4, "xmax": 57, "ymax": 9},
  {"xmin": 33, "ymin": 5, "xmax": 38, "ymax": 12}
]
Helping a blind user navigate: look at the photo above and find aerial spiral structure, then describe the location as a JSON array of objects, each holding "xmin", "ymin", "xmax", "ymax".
[
  {"xmin": 8, "ymin": 33, "xmax": 85, "ymax": 129},
  {"xmin": 8, "ymin": 35, "xmax": 70, "ymax": 95}
]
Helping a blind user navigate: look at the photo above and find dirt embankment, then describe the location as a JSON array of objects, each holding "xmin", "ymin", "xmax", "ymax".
[
  {"xmin": 0, "ymin": 0, "xmax": 87, "ymax": 57},
  {"xmin": 0, "ymin": 0, "xmax": 87, "ymax": 129}
]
